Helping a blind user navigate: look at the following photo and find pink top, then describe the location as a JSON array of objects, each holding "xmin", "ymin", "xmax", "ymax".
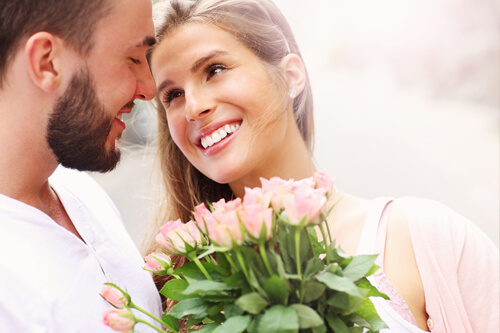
[{"xmin": 358, "ymin": 197, "xmax": 500, "ymax": 332}]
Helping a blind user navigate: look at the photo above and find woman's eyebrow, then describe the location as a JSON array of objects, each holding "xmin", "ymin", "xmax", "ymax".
[
  {"xmin": 190, "ymin": 50, "xmax": 228, "ymax": 73},
  {"xmin": 157, "ymin": 50, "xmax": 229, "ymax": 96}
]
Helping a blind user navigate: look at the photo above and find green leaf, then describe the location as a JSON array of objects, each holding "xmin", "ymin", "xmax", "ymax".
[
  {"xmin": 325, "ymin": 314, "xmax": 349, "ymax": 333},
  {"xmin": 290, "ymin": 304, "xmax": 323, "ymax": 329},
  {"xmin": 160, "ymin": 279, "xmax": 190, "ymax": 301},
  {"xmin": 161, "ymin": 313, "xmax": 180, "ymax": 332},
  {"xmin": 173, "ymin": 261, "xmax": 226, "ymax": 281},
  {"xmin": 181, "ymin": 280, "xmax": 236, "ymax": 295},
  {"xmin": 347, "ymin": 313, "xmax": 370, "ymax": 328},
  {"xmin": 224, "ymin": 271, "xmax": 246, "ymax": 288},
  {"xmin": 193, "ymin": 323, "xmax": 220, "ymax": 333},
  {"xmin": 315, "ymin": 271, "xmax": 362, "ymax": 298},
  {"xmin": 224, "ymin": 303, "xmax": 244, "ymax": 319},
  {"xmin": 324, "ymin": 262, "xmax": 339, "ymax": 275},
  {"xmin": 200, "ymin": 294, "xmax": 238, "ymax": 302},
  {"xmin": 258, "ymin": 305, "xmax": 299, "ymax": 333},
  {"xmin": 353, "ymin": 298, "xmax": 388, "ymax": 331},
  {"xmin": 342, "ymin": 255, "xmax": 378, "ymax": 281},
  {"xmin": 327, "ymin": 292, "xmax": 365, "ymax": 315},
  {"xmin": 357, "ymin": 278, "xmax": 389, "ymax": 300},
  {"xmin": 167, "ymin": 299, "xmax": 212, "ymax": 319},
  {"xmin": 304, "ymin": 257, "xmax": 324, "ymax": 278},
  {"xmin": 248, "ymin": 267, "xmax": 266, "ymax": 295},
  {"xmin": 298, "ymin": 226, "xmax": 314, "ymax": 268},
  {"xmin": 311, "ymin": 324, "xmax": 327, "ymax": 333},
  {"xmin": 329, "ymin": 246, "xmax": 350, "ymax": 263},
  {"xmin": 235, "ymin": 292, "xmax": 269, "ymax": 315},
  {"xmin": 207, "ymin": 304, "xmax": 224, "ymax": 318},
  {"xmin": 307, "ymin": 227, "xmax": 326, "ymax": 257},
  {"xmin": 277, "ymin": 220, "xmax": 294, "ymax": 273},
  {"xmin": 302, "ymin": 281, "xmax": 326, "ymax": 303},
  {"xmin": 263, "ymin": 275, "xmax": 289, "ymax": 305},
  {"xmin": 216, "ymin": 315, "xmax": 251, "ymax": 333},
  {"xmin": 215, "ymin": 252, "xmax": 231, "ymax": 271},
  {"xmin": 246, "ymin": 315, "xmax": 262, "ymax": 333}
]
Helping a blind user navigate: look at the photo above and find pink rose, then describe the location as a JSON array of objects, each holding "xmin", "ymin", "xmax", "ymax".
[
  {"xmin": 291, "ymin": 177, "xmax": 315, "ymax": 191},
  {"xmin": 243, "ymin": 187, "xmax": 272, "ymax": 208},
  {"xmin": 102, "ymin": 308, "xmax": 135, "ymax": 332},
  {"xmin": 283, "ymin": 188, "xmax": 328, "ymax": 226},
  {"xmin": 156, "ymin": 219, "xmax": 202, "ymax": 254},
  {"xmin": 100, "ymin": 285, "xmax": 129, "ymax": 308},
  {"xmin": 313, "ymin": 172, "xmax": 335, "ymax": 196},
  {"xmin": 193, "ymin": 203, "xmax": 213, "ymax": 233},
  {"xmin": 206, "ymin": 208, "xmax": 243, "ymax": 248},
  {"xmin": 260, "ymin": 177, "xmax": 294, "ymax": 212},
  {"xmin": 238, "ymin": 203, "xmax": 273, "ymax": 240},
  {"xmin": 144, "ymin": 252, "xmax": 172, "ymax": 273},
  {"xmin": 212, "ymin": 198, "xmax": 242, "ymax": 212}
]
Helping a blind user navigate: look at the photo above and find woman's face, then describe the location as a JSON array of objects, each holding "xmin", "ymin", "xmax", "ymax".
[{"xmin": 150, "ymin": 22, "xmax": 297, "ymax": 187}]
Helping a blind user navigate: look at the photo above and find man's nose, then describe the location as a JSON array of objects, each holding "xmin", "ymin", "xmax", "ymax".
[{"xmin": 135, "ymin": 65, "xmax": 156, "ymax": 101}]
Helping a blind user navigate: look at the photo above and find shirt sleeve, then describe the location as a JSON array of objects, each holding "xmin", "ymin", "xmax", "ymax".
[{"xmin": 402, "ymin": 197, "xmax": 499, "ymax": 333}]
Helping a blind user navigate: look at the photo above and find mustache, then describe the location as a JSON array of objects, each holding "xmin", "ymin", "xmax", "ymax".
[{"xmin": 122, "ymin": 101, "xmax": 135, "ymax": 110}]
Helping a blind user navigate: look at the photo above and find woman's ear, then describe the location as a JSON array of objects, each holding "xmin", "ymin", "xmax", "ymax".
[
  {"xmin": 24, "ymin": 32, "xmax": 63, "ymax": 92},
  {"xmin": 280, "ymin": 53, "xmax": 306, "ymax": 97}
]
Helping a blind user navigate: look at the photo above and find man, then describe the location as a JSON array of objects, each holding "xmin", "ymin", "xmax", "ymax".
[{"xmin": 0, "ymin": 0, "xmax": 162, "ymax": 331}]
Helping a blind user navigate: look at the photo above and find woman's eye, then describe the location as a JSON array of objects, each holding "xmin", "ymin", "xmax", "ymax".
[
  {"xmin": 205, "ymin": 64, "xmax": 226, "ymax": 80},
  {"xmin": 163, "ymin": 90, "xmax": 184, "ymax": 105}
]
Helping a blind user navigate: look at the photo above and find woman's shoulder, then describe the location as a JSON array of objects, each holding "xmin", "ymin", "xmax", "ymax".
[
  {"xmin": 388, "ymin": 196, "xmax": 498, "ymax": 271},
  {"xmin": 389, "ymin": 196, "xmax": 485, "ymax": 246}
]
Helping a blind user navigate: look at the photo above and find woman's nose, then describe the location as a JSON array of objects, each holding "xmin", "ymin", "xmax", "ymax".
[{"xmin": 184, "ymin": 90, "xmax": 213, "ymax": 122}]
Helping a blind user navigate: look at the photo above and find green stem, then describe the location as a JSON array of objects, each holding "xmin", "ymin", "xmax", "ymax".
[
  {"xmin": 224, "ymin": 252, "xmax": 239, "ymax": 272},
  {"xmin": 324, "ymin": 220, "xmax": 333, "ymax": 249},
  {"xmin": 207, "ymin": 254, "xmax": 218, "ymax": 266},
  {"xmin": 130, "ymin": 302, "xmax": 170, "ymax": 328},
  {"xmin": 135, "ymin": 318, "xmax": 175, "ymax": 333},
  {"xmin": 319, "ymin": 224, "xmax": 330, "ymax": 265},
  {"xmin": 193, "ymin": 257, "xmax": 212, "ymax": 281},
  {"xmin": 258, "ymin": 241, "xmax": 273, "ymax": 276},
  {"xmin": 235, "ymin": 248, "xmax": 251, "ymax": 285},
  {"xmin": 295, "ymin": 227, "xmax": 302, "ymax": 280}
]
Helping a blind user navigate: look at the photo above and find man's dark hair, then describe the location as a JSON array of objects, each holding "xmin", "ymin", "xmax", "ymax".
[{"xmin": 0, "ymin": 0, "xmax": 112, "ymax": 88}]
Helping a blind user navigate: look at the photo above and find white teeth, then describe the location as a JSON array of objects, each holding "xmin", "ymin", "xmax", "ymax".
[
  {"xmin": 212, "ymin": 132, "xmax": 222, "ymax": 143},
  {"xmin": 200, "ymin": 123, "xmax": 240, "ymax": 149}
]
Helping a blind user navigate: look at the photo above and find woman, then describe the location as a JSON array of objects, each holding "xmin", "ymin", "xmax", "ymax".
[{"xmin": 145, "ymin": 0, "xmax": 499, "ymax": 331}]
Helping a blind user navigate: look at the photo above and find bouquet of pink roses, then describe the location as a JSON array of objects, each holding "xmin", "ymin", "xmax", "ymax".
[{"xmin": 102, "ymin": 172, "xmax": 388, "ymax": 333}]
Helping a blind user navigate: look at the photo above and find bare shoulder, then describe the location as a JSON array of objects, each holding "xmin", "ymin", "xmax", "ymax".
[{"xmin": 384, "ymin": 199, "xmax": 429, "ymax": 329}]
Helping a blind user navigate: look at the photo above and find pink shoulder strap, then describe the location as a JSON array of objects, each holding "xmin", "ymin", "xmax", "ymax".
[{"xmin": 356, "ymin": 197, "xmax": 394, "ymax": 261}]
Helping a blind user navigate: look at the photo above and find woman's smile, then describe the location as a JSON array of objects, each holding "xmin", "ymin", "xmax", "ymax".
[{"xmin": 150, "ymin": 22, "xmax": 294, "ymax": 184}]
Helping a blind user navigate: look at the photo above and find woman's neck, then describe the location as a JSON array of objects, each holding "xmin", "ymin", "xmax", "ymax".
[{"xmin": 229, "ymin": 126, "xmax": 317, "ymax": 198}]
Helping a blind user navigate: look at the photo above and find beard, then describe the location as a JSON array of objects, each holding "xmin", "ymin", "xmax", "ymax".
[{"xmin": 46, "ymin": 67, "xmax": 121, "ymax": 172}]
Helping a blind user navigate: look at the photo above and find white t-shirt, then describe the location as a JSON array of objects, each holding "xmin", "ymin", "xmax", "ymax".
[{"xmin": 0, "ymin": 166, "xmax": 162, "ymax": 332}]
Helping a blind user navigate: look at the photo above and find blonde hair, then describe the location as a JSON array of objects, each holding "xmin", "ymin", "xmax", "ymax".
[{"xmin": 144, "ymin": 0, "xmax": 315, "ymax": 306}]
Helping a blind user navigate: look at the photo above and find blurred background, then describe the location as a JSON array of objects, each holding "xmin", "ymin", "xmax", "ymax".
[{"xmin": 89, "ymin": 0, "xmax": 499, "ymax": 249}]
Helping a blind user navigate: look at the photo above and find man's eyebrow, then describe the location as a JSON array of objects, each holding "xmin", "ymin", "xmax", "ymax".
[
  {"xmin": 137, "ymin": 36, "xmax": 156, "ymax": 48},
  {"xmin": 191, "ymin": 50, "xmax": 228, "ymax": 73}
]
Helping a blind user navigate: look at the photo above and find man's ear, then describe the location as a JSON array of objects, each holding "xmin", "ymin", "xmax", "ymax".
[
  {"xmin": 280, "ymin": 53, "xmax": 306, "ymax": 97},
  {"xmin": 24, "ymin": 32, "xmax": 64, "ymax": 92}
]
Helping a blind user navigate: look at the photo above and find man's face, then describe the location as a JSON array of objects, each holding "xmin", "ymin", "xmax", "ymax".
[
  {"xmin": 47, "ymin": 67, "xmax": 121, "ymax": 172},
  {"xmin": 47, "ymin": 0, "xmax": 155, "ymax": 172}
]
